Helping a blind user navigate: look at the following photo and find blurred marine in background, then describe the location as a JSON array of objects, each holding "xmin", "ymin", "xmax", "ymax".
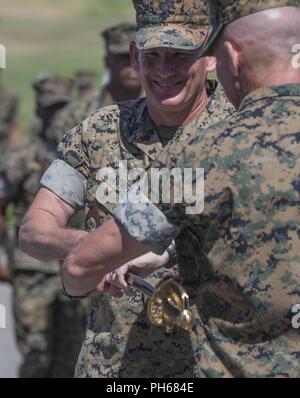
[
  {"xmin": 47, "ymin": 23, "xmax": 144, "ymax": 148},
  {"xmin": 0, "ymin": 75, "xmax": 88, "ymax": 378},
  {"xmin": 0, "ymin": 69, "xmax": 20, "ymax": 283},
  {"xmin": 74, "ymin": 69, "xmax": 96, "ymax": 100},
  {"xmin": 46, "ymin": 22, "xmax": 144, "ymax": 237}
]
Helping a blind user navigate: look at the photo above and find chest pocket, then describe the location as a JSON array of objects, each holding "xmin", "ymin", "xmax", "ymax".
[{"xmin": 86, "ymin": 122, "xmax": 148, "ymax": 229}]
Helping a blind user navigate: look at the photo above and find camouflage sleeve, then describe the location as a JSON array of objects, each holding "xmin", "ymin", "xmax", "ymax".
[
  {"xmin": 39, "ymin": 117, "xmax": 92, "ymax": 208},
  {"xmin": 40, "ymin": 159, "xmax": 87, "ymax": 209},
  {"xmin": 113, "ymin": 185, "xmax": 181, "ymax": 254},
  {"xmin": 113, "ymin": 166, "xmax": 226, "ymax": 257},
  {"xmin": 57, "ymin": 118, "xmax": 91, "ymax": 179}
]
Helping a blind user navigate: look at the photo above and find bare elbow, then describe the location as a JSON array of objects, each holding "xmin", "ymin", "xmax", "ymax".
[{"xmin": 18, "ymin": 216, "xmax": 52, "ymax": 262}]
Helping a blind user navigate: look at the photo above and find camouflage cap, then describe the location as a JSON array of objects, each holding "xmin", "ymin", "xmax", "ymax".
[
  {"xmin": 33, "ymin": 74, "xmax": 74, "ymax": 107},
  {"xmin": 101, "ymin": 23, "xmax": 136, "ymax": 54},
  {"xmin": 133, "ymin": 0, "xmax": 209, "ymax": 51},
  {"xmin": 201, "ymin": 0, "xmax": 300, "ymax": 56},
  {"xmin": 75, "ymin": 70, "xmax": 96, "ymax": 89}
]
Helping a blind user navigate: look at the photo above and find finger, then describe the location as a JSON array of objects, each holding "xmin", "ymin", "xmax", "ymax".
[
  {"xmin": 108, "ymin": 271, "xmax": 127, "ymax": 289},
  {"xmin": 115, "ymin": 272, "xmax": 128, "ymax": 289}
]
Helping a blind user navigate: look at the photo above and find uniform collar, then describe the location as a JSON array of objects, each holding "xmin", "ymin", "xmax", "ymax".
[
  {"xmin": 125, "ymin": 100, "xmax": 164, "ymax": 160},
  {"xmin": 125, "ymin": 80, "xmax": 223, "ymax": 160},
  {"xmin": 239, "ymin": 83, "xmax": 300, "ymax": 111}
]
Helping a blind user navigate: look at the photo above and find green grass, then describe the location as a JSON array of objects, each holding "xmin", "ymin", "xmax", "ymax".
[
  {"xmin": 0, "ymin": 0, "xmax": 134, "ymax": 133},
  {"xmin": 82, "ymin": 0, "xmax": 134, "ymax": 19}
]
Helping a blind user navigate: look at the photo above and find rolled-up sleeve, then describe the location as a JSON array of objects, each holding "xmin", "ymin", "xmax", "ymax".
[
  {"xmin": 113, "ymin": 185, "xmax": 181, "ymax": 254},
  {"xmin": 40, "ymin": 159, "xmax": 87, "ymax": 209},
  {"xmin": 40, "ymin": 118, "xmax": 92, "ymax": 208}
]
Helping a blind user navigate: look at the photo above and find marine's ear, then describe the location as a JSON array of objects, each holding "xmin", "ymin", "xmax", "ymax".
[{"xmin": 223, "ymin": 40, "xmax": 240, "ymax": 79}]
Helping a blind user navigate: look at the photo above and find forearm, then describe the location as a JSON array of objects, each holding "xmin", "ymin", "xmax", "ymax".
[
  {"xmin": 19, "ymin": 210, "xmax": 88, "ymax": 261},
  {"xmin": 63, "ymin": 218, "xmax": 148, "ymax": 296}
]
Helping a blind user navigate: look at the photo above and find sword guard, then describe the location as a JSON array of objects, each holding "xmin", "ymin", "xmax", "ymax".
[
  {"xmin": 147, "ymin": 277, "xmax": 194, "ymax": 333},
  {"xmin": 126, "ymin": 273, "xmax": 194, "ymax": 333}
]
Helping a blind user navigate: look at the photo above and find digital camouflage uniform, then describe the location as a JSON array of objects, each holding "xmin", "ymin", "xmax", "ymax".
[
  {"xmin": 41, "ymin": 0, "xmax": 235, "ymax": 376},
  {"xmin": 113, "ymin": 0, "xmax": 300, "ymax": 378},
  {"xmin": 0, "ymin": 81, "xmax": 19, "ymax": 273},
  {"xmin": 0, "ymin": 84, "xmax": 18, "ymax": 149},
  {"xmin": 46, "ymin": 23, "xmax": 141, "ymax": 148},
  {"xmin": 0, "ymin": 76, "xmax": 87, "ymax": 378}
]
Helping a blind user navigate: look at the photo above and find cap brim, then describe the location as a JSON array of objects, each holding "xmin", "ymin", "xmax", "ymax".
[{"xmin": 135, "ymin": 24, "xmax": 207, "ymax": 51}]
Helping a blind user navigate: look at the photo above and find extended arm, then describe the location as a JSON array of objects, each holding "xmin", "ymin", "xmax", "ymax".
[
  {"xmin": 62, "ymin": 196, "xmax": 180, "ymax": 297},
  {"xmin": 62, "ymin": 218, "xmax": 151, "ymax": 297}
]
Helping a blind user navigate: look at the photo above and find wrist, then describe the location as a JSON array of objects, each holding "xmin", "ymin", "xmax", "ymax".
[{"xmin": 61, "ymin": 278, "xmax": 93, "ymax": 300}]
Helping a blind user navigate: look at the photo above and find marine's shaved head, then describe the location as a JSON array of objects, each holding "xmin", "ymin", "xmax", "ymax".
[
  {"xmin": 225, "ymin": 7, "xmax": 300, "ymax": 72},
  {"xmin": 213, "ymin": 6, "xmax": 300, "ymax": 108}
]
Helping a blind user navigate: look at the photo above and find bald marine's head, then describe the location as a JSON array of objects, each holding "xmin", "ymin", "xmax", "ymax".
[{"xmin": 211, "ymin": 6, "xmax": 300, "ymax": 108}]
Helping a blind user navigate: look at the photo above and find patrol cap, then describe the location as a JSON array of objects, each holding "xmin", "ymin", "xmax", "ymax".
[
  {"xmin": 133, "ymin": 0, "xmax": 209, "ymax": 51},
  {"xmin": 33, "ymin": 74, "xmax": 73, "ymax": 107},
  {"xmin": 201, "ymin": 0, "xmax": 300, "ymax": 56},
  {"xmin": 75, "ymin": 70, "xmax": 96, "ymax": 89},
  {"xmin": 101, "ymin": 23, "xmax": 136, "ymax": 54}
]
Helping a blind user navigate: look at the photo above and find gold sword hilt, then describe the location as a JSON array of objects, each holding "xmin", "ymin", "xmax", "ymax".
[{"xmin": 126, "ymin": 273, "xmax": 194, "ymax": 333}]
